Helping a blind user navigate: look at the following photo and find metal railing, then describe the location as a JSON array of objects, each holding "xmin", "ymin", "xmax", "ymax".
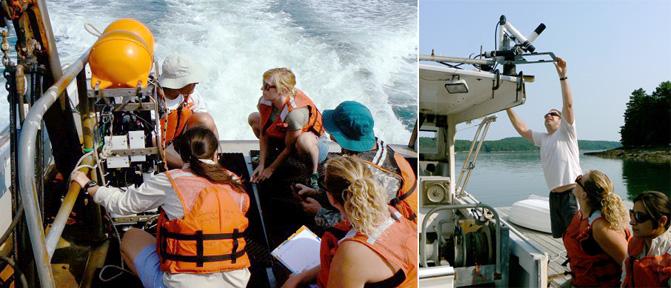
[
  {"xmin": 456, "ymin": 116, "xmax": 496, "ymax": 197},
  {"xmin": 18, "ymin": 49, "xmax": 90, "ymax": 288}
]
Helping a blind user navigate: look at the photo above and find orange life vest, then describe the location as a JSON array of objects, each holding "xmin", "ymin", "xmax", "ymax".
[
  {"xmin": 317, "ymin": 221, "xmax": 351, "ymax": 288},
  {"xmin": 563, "ymin": 211, "xmax": 630, "ymax": 287},
  {"xmin": 622, "ymin": 235, "xmax": 671, "ymax": 287},
  {"xmin": 156, "ymin": 169, "xmax": 251, "ymax": 273},
  {"xmin": 317, "ymin": 211, "xmax": 418, "ymax": 288},
  {"xmin": 0, "ymin": 257, "xmax": 14, "ymax": 288},
  {"xmin": 160, "ymin": 95, "xmax": 195, "ymax": 145},
  {"xmin": 361, "ymin": 139, "xmax": 418, "ymax": 222},
  {"xmin": 257, "ymin": 89, "xmax": 324, "ymax": 140}
]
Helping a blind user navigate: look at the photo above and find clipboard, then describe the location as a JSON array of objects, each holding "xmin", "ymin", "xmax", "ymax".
[{"xmin": 271, "ymin": 225, "xmax": 321, "ymax": 274}]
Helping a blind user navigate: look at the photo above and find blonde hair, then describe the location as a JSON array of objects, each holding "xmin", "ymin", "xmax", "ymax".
[
  {"xmin": 324, "ymin": 155, "xmax": 389, "ymax": 236},
  {"xmin": 263, "ymin": 67, "xmax": 296, "ymax": 96},
  {"xmin": 583, "ymin": 170, "xmax": 628, "ymax": 230}
]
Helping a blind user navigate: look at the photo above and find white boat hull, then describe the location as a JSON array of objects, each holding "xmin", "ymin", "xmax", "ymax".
[{"xmin": 508, "ymin": 195, "xmax": 552, "ymax": 234}]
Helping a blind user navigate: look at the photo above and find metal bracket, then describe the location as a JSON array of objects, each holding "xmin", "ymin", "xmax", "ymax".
[{"xmin": 108, "ymin": 147, "xmax": 159, "ymax": 157}]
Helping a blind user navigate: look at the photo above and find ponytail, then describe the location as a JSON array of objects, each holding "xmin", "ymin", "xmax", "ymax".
[
  {"xmin": 584, "ymin": 170, "xmax": 627, "ymax": 230},
  {"xmin": 174, "ymin": 127, "xmax": 244, "ymax": 191},
  {"xmin": 600, "ymin": 192, "xmax": 627, "ymax": 231},
  {"xmin": 188, "ymin": 158, "xmax": 244, "ymax": 190},
  {"xmin": 324, "ymin": 155, "xmax": 388, "ymax": 236}
]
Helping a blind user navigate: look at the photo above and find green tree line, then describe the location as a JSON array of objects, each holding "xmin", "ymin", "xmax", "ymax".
[
  {"xmin": 620, "ymin": 81, "xmax": 671, "ymax": 147},
  {"xmin": 419, "ymin": 137, "xmax": 620, "ymax": 152}
]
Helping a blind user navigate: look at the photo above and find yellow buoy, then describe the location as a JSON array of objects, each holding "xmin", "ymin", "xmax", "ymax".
[
  {"xmin": 102, "ymin": 18, "xmax": 154, "ymax": 55},
  {"xmin": 89, "ymin": 19, "xmax": 154, "ymax": 89}
]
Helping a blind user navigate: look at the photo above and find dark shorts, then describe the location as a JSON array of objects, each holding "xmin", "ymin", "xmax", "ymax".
[{"xmin": 549, "ymin": 189, "xmax": 578, "ymax": 238}]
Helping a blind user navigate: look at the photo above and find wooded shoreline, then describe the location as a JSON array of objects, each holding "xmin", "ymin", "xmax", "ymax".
[{"xmin": 584, "ymin": 147, "xmax": 671, "ymax": 164}]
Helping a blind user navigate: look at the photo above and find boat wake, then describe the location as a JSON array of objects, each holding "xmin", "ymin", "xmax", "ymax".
[{"xmin": 0, "ymin": 0, "xmax": 418, "ymax": 143}]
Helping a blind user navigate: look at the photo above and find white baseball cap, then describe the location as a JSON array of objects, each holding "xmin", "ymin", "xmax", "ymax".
[{"xmin": 159, "ymin": 54, "xmax": 203, "ymax": 89}]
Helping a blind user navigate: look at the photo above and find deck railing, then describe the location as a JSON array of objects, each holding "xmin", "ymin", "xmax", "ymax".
[{"xmin": 17, "ymin": 48, "xmax": 90, "ymax": 288}]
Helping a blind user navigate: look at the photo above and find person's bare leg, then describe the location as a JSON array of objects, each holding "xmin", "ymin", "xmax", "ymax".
[
  {"xmin": 121, "ymin": 228, "xmax": 156, "ymax": 275},
  {"xmin": 248, "ymin": 112, "xmax": 261, "ymax": 139},
  {"xmin": 295, "ymin": 132, "xmax": 319, "ymax": 173}
]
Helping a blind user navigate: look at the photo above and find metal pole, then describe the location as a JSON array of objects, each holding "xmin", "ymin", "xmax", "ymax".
[
  {"xmin": 457, "ymin": 120, "xmax": 484, "ymax": 191},
  {"xmin": 76, "ymin": 69, "xmax": 105, "ymax": 242},
  {"xmin": 459, "ymin": 116, "xmax": 496, "ymax": 196},
  {"xmin": 34, "ymin": 0, "xmax": 64, "ymax": 80},
  {"xmin": 408, "ymin": 121, "xmax": 418, "ymax": 150},
  {"xmin": 18, "ymin": 49, "xmax": 89, "ymax": 288},
  {"xmin": 44, "ymin": 163, "xmax": 91, "ymax": 257},
  {"xmin": 46, "ymin": 70, "xmax": 100, "ymax": 256},
  {"xmin": 6, "ymin": 64, "xmax": 22, "ymax": 266},
  {"xmin": 419, "ymin": 55, "xmax": 493, "ymax": 66}
]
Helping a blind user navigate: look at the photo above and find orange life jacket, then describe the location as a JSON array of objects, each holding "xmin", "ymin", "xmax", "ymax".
[
  {"xmin": 361, "ymin": 139, "xmax": 418, "ymax": 222},
  {"xmin": 317, "ymin": 210, "xmax": 418, "ymax": 288},
  {"xmin": 563, "ymin": 211, "xmax": 630, "ymax": 287},
  {"xmin": 156, "ymin": 169, "xmax": 251, "ymax": 273},
  {"xmin": 257, "ymin": 89, "xmax": 324, "ymax": 140},
  {"xmin": 317, "ymin": 221, "xmax": 351, "ymax": 288},
  {"xmin": 622, "ymin": 235, "xmax": 671, "ymax": 287},
  {"xmin": 160, "ymin": 95, "xmax": 195, "ymax": 145},
  {"xmin": 0, "ymin": 257, "xmax": 14, "ymax": 288}
]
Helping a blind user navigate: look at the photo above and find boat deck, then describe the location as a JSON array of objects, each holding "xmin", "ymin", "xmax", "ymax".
[{"xmin": 497, "ymin": 207, "xmax": 572, "ymax": 288}]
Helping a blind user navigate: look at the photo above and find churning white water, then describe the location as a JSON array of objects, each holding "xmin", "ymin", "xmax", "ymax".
[{"xmin": 1, "ymin": 0, "xmax": 417, "ymax": 143}]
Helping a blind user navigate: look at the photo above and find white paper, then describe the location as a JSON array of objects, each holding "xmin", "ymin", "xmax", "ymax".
[{"xmin": 271, "ymin": 226, "xmax": 321, "ymax": 274}]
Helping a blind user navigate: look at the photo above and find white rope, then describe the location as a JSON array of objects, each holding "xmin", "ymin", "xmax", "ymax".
[{"xmin": 84, "ymin": 23, "xmax": 102, "ymax": 37}]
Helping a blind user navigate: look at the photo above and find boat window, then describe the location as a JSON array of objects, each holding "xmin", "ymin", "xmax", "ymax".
[{"xmin": 419, "ymin": 130, "xmax": 437, "ymax": 154}]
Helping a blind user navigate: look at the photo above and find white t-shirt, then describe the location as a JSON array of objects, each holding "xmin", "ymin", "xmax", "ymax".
[
  {"xmin": 164, "ymin": 89, "xmax": 208, "ymax": 113},
  {"xmin": 531, "ymin": 118, "xmax": 582, "ymax": 191}
]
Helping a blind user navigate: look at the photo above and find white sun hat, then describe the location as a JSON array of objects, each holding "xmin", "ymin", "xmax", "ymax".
[{"xmin": 158, "ymin": 53, "xmax": 203, "ymax": 89}]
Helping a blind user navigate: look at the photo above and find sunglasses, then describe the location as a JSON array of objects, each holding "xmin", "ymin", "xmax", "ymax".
[
  {"xmin": 575, "ymin": 175, "xmax": 586, "ymax": 190},
  {"xmin": 163, "ymin": 84, "xmax": 196, "ymax": 95},
  {"xmin": 629, "ymin": 209, "xmax": 652, "ymax": 223},
  {"xmin": 544, "ymin": 112, "xmax": 561, "ymax": 118},
  {"xmin": 262, "ymin": 82, "xmax": 276, "ymax": 91}
]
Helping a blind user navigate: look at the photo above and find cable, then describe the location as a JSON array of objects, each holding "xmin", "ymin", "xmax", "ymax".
[
  {"xmin": 71, "ymin": 150, "xmax": 94, "ymax": 173},
  {"xmin": 494, "ymin": 22, "xmax": 499, "ymax": 52},
  {"xmin": 492, "ymin": 21, "xmax": 500, "ymax": 71},
  {"xmin": 98, "ymin": 264, "xmax": 133, "ymax": 282},
  {"xmin": 437, "ymin": 61, "xmax": 462, "ymax": 69},
  {"xmin": 68, "ymin": 150, "xmax": 95, "ymax": 184},
  {"xmin": 73, "ymin": 164, "xmax": 97, "ymax": 171},
  {"xmin": 97, "ymin": 211, "xmax": 130, "ymax": 282},
  {"xmin": 129, "ymin": 111, "xmax": 155, "ymax": 131},
  {"xmin": 0, "ymin": 255, "xmax": 28, "ymax": 288},
  {"xmin": 93, "ymin": 131, "xmax": 108, "ymax": 186},
  {"xmin": 0, "ymin": 206, "xmax": 24, "ymax": 246}
]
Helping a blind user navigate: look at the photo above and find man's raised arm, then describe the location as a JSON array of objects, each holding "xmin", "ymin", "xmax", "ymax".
[
  {"xmin": 506, "ymin": 108, "xmax": 533, "ymax": 141},
  {"xmin": 555, "ymin": 57, "xmax": 574, "ymax": 125}
]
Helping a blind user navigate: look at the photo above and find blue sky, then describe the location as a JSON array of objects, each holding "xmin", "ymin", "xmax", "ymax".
[{"xmin": 420, "ymin": 0, "xmax": 671, "ymax": 141}]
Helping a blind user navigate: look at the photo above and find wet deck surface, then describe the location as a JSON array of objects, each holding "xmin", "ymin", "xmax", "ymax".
[{"xmin": 497, "ymin": 207, "xmax": 571, "ymax": 288}]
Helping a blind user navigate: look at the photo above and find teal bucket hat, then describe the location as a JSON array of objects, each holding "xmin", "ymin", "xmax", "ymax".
[{"xmin": 322, "ymin": 101, "xmax": 375, "ymax": 152}]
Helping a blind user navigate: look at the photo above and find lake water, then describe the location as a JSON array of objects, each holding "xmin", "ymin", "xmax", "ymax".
[{"xmin": 455, "ymin": 150, "xmax": 671, "ymax": 207}]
